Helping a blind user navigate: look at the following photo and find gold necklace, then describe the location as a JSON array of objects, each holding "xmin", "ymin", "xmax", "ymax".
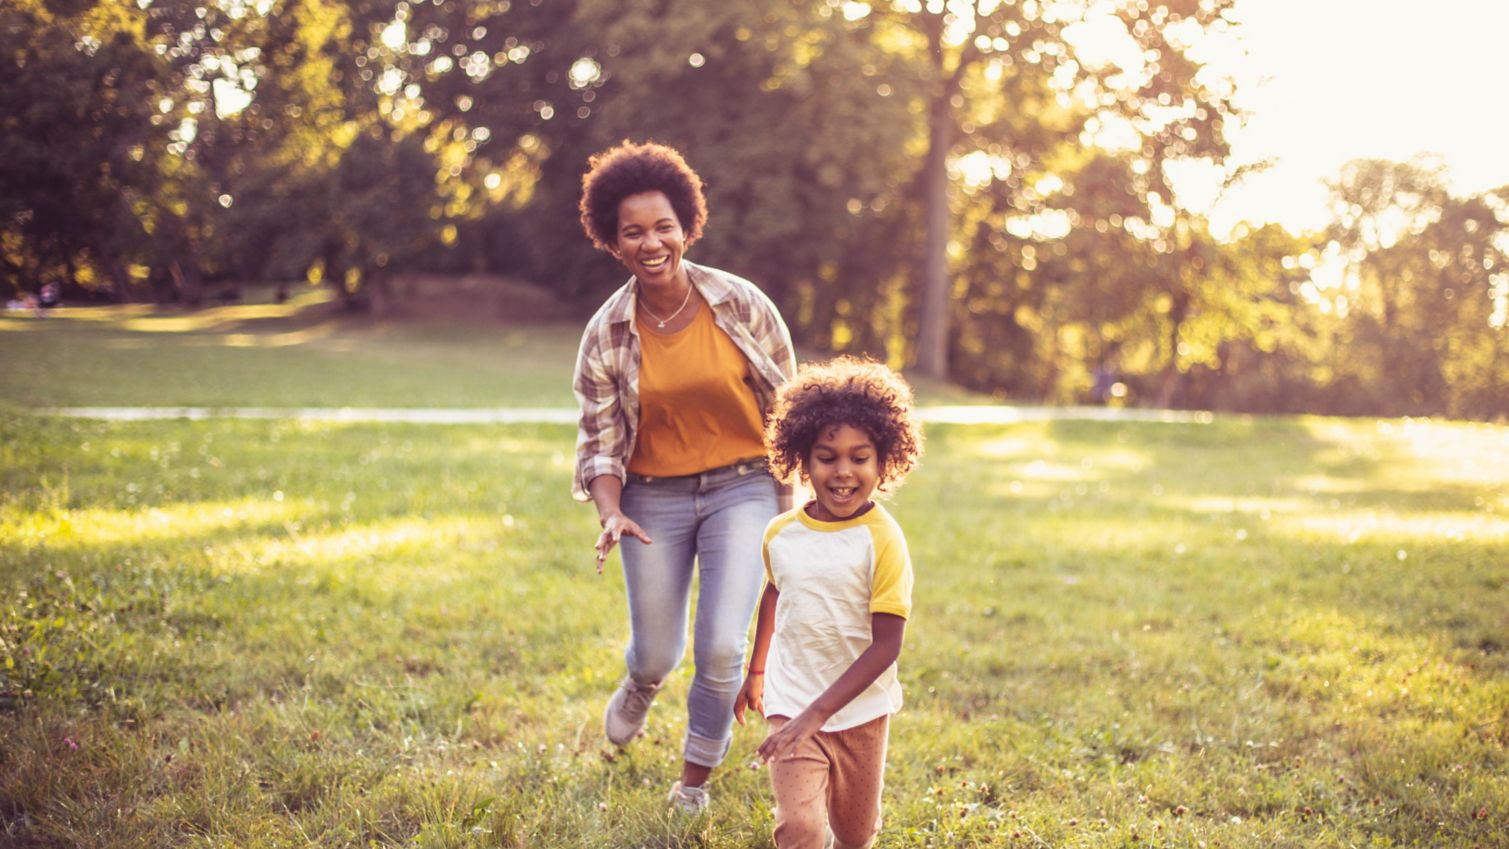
[{"xmin": 639, "ymin": 284, "xmax": 694, "ymax": 329}]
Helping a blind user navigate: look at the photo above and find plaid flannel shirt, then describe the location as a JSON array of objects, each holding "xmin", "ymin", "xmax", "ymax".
[{"xmin": 572, "ymin": 260, "xmax": 797, "ymax": 502}]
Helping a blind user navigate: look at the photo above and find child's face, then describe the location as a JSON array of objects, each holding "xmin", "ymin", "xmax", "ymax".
[{"xmin": 804, "ymin": 423, "xmax": 880, "ymax": 522}]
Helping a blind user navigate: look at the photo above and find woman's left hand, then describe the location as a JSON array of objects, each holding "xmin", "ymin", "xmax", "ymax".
[
  {"xmin": 594, "ymin": 511, "xmax": 651, "ymax": 574},
  {"xmin": 758, "ymin": 710, "xmax": 824, "ymax": 763}
]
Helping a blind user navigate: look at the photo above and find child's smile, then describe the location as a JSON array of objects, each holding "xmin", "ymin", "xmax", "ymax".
[{"xmin": 805, "ymin": 423, "xmax": 879, "ymax": 522}]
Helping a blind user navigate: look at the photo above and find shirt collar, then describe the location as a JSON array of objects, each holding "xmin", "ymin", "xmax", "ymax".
[{"xmin": 606, "ymin": 259, "xmax": 730, "ymax": 326}]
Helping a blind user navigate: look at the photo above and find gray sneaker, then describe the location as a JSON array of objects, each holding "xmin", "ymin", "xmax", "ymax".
[
  {"xmin": 667, "ymin": 780, "xmax": 709, "ymax": 815},
  {"xmin": 604, "ymin": 677, "xmax": 660, "ymax": 746}
]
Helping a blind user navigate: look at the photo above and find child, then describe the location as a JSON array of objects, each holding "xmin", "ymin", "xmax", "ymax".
[{"xmin": 734, "ymin": 357, "xmax": 923, "ymax": 849}]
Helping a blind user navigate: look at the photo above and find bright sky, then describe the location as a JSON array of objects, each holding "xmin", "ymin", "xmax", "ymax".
[{"xmin": 1195, "ymin": 0, "xmax": 1509, "ymax": 236}]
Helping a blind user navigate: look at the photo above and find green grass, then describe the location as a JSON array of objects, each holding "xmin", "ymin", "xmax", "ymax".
[
  {"xmin": 0, "ymin": 289, "xmax": 582, "ymax": 410},
  {"xmin": 2, "ymin": 412, "xmax": 1506, "ymax": 847},
  {"xmin": 2, "ymin": 302, "xmax": 1507, "ymax": 847},
  {"xmin": 0, "ymin": 293, "xmax": 993, "ymax": 411}
]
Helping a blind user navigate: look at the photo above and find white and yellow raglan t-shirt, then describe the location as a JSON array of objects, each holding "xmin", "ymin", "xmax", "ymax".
[{"xmin": 761, "ymin": 503, "xmax": 914, "ymax": 732}]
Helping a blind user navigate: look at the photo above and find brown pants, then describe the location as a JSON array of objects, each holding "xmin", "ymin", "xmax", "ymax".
[{"xmin": 767, "ymin": 714, "xmax": 889, "ymax": 849}]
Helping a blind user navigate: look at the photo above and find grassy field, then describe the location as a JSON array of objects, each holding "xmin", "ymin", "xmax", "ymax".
[
  {"xmin": 0, "ymin": 289, "xmax": 988, "ymax": 411},
  {"xmin": 0, "ymin": 289, "xmax": 582, "ymax": 410},
  {"xmin": 2, "ymin": 303, "xmax": 1508, "ymax": 848}
]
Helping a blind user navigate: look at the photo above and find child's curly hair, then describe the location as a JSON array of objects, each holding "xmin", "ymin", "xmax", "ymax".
[
  {"xmin": 578, "ymin": 141, "xmax": 708, "ymax": 252},
  {"xmin": 766, "ymin": 356, "xmax": 923, "ymax": 491}
]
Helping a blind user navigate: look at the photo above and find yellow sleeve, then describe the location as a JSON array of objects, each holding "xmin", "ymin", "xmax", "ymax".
[
  {"xmin": 762, "ymin": 536, "xmax": 774, "ymax": 586},
  {"xmin": 762, "ymin": 513, "xmax": 790, "ymax": 587},
  {"xmin": 868, "ymin": 519, "xmax": 913, "ymax": 619}
]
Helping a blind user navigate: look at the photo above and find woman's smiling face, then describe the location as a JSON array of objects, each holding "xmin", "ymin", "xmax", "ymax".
[
  {"xmin": 804, "ymin": 423, "xmax": 880, "ymax": 522},
  {"xmin": 614, "ymin": 191, "xmax": 685, "ymax": 287}
]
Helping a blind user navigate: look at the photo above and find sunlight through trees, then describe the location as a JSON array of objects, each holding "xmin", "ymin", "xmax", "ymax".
[{"xmin": 3, "ymin": 0, "xmax": 1506, "ymax": 418}]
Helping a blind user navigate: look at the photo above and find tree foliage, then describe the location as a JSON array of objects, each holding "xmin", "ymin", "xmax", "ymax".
[
  {"xmin": 1321, "ymin": 159, "xmax": 1508, "ymax": 418},
  {"xmin": 3, "ymin": 0, "xmax": 1506, "ymax": 419}
]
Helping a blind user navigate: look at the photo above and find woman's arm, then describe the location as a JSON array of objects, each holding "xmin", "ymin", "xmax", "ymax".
[
  {"xmin": 776, "ymin": 485, "xmax": 795, "ymax": 513},
  {"xmin": 571, "ymin": 315, "xmax": 631, "ymax": 503},
  {"xmin": 588, "ymin": 474, "xmax": 651, "ymax": 574},
  {"xmin": 734, "ymin": 582, "xmax": 780, "ymax": 725},
  {"xmin": 755, "ymin": 612, "xmax": 905, "ymax": 763}
]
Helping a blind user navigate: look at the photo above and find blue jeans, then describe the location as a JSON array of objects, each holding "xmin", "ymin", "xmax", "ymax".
[{"xmin": 619, "ymin": 460, "xmax": 778, "ymax": 768}]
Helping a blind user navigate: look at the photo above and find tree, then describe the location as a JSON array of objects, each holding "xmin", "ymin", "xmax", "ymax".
[
  {"xmin": 858, "ymin": 0, "xmax": 1241, "ymax": 380},
  {"xmin": 507, "ymin": 0, "xmax": 922, "ymax": 338},
  {"xmin": 1321, "ymin": 159, "xmax": 1509, "ymax": 417},
  {"xmin": 0, "ymin": 1, "xmax": 166, "ymax": 299},
  {"xmin": 1139, "ymin": 219, "xmax": 1322, "ymax": 410}
]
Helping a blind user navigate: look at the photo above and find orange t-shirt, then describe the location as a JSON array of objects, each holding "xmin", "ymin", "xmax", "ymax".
[{"xmin": 629, "ymin": 305, "xmax": 768, "ymax": 476}]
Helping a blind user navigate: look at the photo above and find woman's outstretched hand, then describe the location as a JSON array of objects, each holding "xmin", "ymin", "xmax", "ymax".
[{"xmin": 594, "ymin": 512, "xmax": 652, "ymax": 574}]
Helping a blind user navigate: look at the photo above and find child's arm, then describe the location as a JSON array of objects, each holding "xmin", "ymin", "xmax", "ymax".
[
  {"xmin": 756, "ymin": 612, "xmax": 905, "ymax": 763},
  {"xmin": 734, "ymin": 582, "xmax": 779, "ymax": 726}
]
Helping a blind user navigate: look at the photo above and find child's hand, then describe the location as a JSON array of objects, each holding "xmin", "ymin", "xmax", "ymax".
[
  {"xmin": 733, "ymin": 673, "xmax": 764, "ymax": 726},
  {"xmin": 757, "ymin": 710, "xmax": 823, "ymax": 763}
]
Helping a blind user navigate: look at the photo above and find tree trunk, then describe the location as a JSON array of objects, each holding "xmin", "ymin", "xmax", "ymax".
[
  {"xmin": 159, "ymin": 204, "xmax": 205, "ymax": 305},
  {"xmin": 1039, "ymin": 316, "xmax": 1061, "ymax": 401},
  {"xmin": 368, "ymin": 270, "xmax": 393, "ymax": 318},
  {"xmin": 1156, "ymin": 294, "xmax": 1190, "ymax": 408},
  {"xmin": 915, "ymin": 91, "xmax": 953, "ymax": 381},
  {"xmin": 1494, "ymin": 334, "xmax": 1509, "ymax": 421},
  {"xmin": 171, "ymin": 260, "xmax": 204, "ymax": 306},
  {"xmin": 97, "ymin": 243, "xmax": 132, "ymax": 302}
]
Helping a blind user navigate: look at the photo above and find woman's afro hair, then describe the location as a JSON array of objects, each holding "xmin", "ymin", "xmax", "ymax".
[
  {"xmin": 766, "ymin": 356, "xmax": 923, "ymax": 491},
  {"xmin": 578, "ymin": 141, "xmax": 707, "ymax": 252}
]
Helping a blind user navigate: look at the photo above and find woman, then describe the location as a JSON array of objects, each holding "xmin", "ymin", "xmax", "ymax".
[{"xmin": 572, "ymin": 141, "xmax": 796, "ymax": 814}]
